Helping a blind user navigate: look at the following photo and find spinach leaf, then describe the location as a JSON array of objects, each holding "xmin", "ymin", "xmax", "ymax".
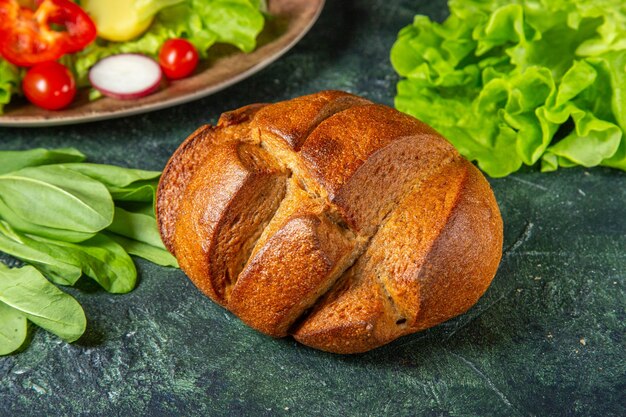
[
  {"xmin": 0, "ymin": 263, "xmax": 86, "ymax": 342},
  {"xmin": 0, "ymin": 148, "xmax": 85, "ymax": 175},
  {"xmin": 0, "ymin": 301, "xmax": 27, "ymax": 356},
  {"xmin": 59, "ymin": 163, "xmax": 160, "ymax": 202},
  {"xmin": 0, "ymin": 221, "xmax": 82, "ymax": 286},
  {"xmin": 116, "ymin": 201, "xmax": 156, "ymax": 217},
  {"xmin": 0, "ymin": 165, "xmax": 114, "ymax": 233},
  {"xmin": 108, "ymin": 182, "xmax": 157, "ymax": 203},
  {"xmin": 59, "ymin": 163, "xmax": 161, "ymax": 203},
  {"xmin": 0, "ymin": 219, "xmax": 137, "ymax": 292},
  {"xmin": 105, "ymin": 232, "xmax": 178, "ymax": 268},
  {"xmin": 28, "ymin": 234, "xmax": 137, "ymax": 294},
  {"xmin": 0, "ymin": 197, "xmax": 96, "ymax": 242},
  {"xmin": 0, "ymin": 148, "xmax": 181, "ymax": 355},
  {"xmin": 59, "ymin": 163, "xmax": 160, "ymax": 188},
  {"xmin": 107, "ymin": 207, "xmax": 164, "ymax": 248}
]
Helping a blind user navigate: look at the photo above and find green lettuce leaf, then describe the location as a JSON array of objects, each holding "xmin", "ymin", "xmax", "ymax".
[
  {"xmin": 0, "ymin": 60, "xmax": 20, "ymax": 114},
  {"xmin": 392, "ymin": 0, "xmax": 626, "ymax": 176}
]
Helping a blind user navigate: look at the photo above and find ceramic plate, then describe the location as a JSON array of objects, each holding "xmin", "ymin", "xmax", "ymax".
[{"xmin": 0, "ymin": 0, "xmax": 325, "ymax": 127}]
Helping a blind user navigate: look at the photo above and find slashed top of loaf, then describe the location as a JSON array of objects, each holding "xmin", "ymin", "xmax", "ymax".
[{"xmin": 157, "ymin": 90, "xmax": 503, "ymax": 353}]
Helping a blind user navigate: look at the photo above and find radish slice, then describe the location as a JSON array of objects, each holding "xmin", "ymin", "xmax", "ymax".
[{"xmin": 89, "ymin": 54, "xmax": 163, "ymax": 99}]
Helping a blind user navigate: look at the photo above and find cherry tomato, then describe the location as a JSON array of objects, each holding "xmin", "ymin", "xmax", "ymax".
[
  {"xmin": 158, "ymin": 38, "xmax": 199, "ymax": 80},
  {"xmin": 22, "ymin": 61, "xmax": 76, "ymax": 110}
]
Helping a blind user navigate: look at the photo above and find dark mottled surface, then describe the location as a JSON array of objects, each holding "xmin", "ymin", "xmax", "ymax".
[{"xmin": 1, "ymin": 1, "xmax": 625, "ymax": 416}]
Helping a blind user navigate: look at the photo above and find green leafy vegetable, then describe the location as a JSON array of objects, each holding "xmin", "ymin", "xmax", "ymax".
[
  {"xmin": 106, "ymin": 232, "xmax": 178, "ymax": 267},
  {"xmin": 116, "ymin": 201, "xmax": 159, "ymax": 217},
  {"xmin": 0, "ymin": 198, "xmax": 97, "ymax": 243},
  {"xmin": 59, "ymin": 163, "xmax": 161, "ymax": 189},
  {"xmin": 0, "ymin": 301, "xmax": 28, "ymax": 356},
  {"xmin": 196, "ymin": 0, "xmax": 266, "ymax": 53},
  {"xmin": 391, "ymin": 0, "xmax": 626, "ymax": 176},
  {"xmin": 0, "ymin": 148, "xmax": 86, "ymax": 175},
  {"xmin": 59, "ymin": 163, "xmax": 160, "ymax": 202},
  {"xmin": 108, "ymin": 182, "xmax": 157, "ymax": 202},
  {"xmin": 26, "ymin": 234, "xmax": 137, "ymax": 294},
  {"xmin": 0, "ymin": 220, "xmax": 137, "ymax": 292},
  {"xmin": 0, "ymin": 59, "xmax": 20, "ymax": 114},
  {"xmin": 0, "ymin": 263, "xmax": 86, "ymax": 344},
  {"xmin": 0, "ymin": 221, "xmax": 83, "ymax": 286},
  {"xmin": 105, "ymin": 206, "xmax": 178, "ymax": 267},
  {"xmin": 0, "ymin": 147, "xmax": 178, "ymax": 355},
  {"xmin": 107, "ymin": 207, "xmax": 164, "ymax": 247},
  {"xmin": 0, "ymin": 165, "xmax": 114, "ymax": 234}
]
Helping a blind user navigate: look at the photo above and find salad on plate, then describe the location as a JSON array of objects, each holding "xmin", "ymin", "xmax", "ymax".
[{"xmin": 0, "ymin": 0, "xmax": 267, "ymax": 112}]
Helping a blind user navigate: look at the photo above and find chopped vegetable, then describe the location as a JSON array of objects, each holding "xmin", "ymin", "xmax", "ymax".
[
  {"xmin": 0, "ymin": 0, "xmax": 96, "ymax": 67},
  {"xmin": 159, "ymin": 38, "xmax": 199, "ymax": 79},
  {"xmin": 72, "ymin": 0, "xmax": 265, "ymax": 84},
  {"xmin": 81, "ymin": 0, "xmax": 183, "ymax": 42},
  {"xmin": 89, "ymin": 53, "xmax": 163, "ymax": 99},
  {"xmin": 391, "ymin": 0, "xmax": 626, "ymax": 176},
  {"xmin": 22, "ymin": 61, "xmax": 76, "ymax": 110},
  {"xmin": 0, "ymin": 0, "xmax": 266, "ymax": 113}
]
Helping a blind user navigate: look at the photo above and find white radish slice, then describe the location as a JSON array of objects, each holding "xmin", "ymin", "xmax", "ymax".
[{"xmin": 89, "ymin": 54, "xmax": 163, "ymax": 100}]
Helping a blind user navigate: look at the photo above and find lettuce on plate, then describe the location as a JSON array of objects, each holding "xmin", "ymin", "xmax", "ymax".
[
  {"xmin": 391, "ymin": 0, "xmax": 626, "ymax": 177},
  {"xmin": 73, "ymin": 0, "xmax": 266, "ymax": 84},
  {"xmin": 0, "ymin": 59, "xmax": 20, "ymax": 114},
  {"xmin": 0, "ymin": 0, "xmax": 266, "ymax": 111}
]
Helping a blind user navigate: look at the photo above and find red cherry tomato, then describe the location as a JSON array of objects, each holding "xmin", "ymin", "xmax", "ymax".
[
  {"xmin": 158, "ymin": 38, "xmax": 199, "ymax": 80},
  {"xmin": 22, "ymin": 61, "xmax": 76, "ymax": 110}
]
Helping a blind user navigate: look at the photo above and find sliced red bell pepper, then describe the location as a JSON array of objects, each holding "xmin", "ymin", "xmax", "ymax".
[{"xmin": 0, "ymin": 0, "xmax": 96, "ymax": 67}]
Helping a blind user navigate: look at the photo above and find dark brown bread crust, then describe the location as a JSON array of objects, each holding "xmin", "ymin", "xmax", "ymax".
[
  {"xmin": 157, "ymin": 103, "xmax": 267, "ymax": 254},
  {"xmin": 172, "ymin": 143, "xmax": 286, "ymax": 305},
  {"xmin": 252, "ymin": 90, "xmax": 371, "ymax": 151},
  {"xmin": 229, "ymin": 213, "xmax": 355, "ymax": 337},
  {"xmin": 157, "ymin": 91, "xmax": 503, "ymax": 354},
  {"xmin": 292, "ymin": 158, "xmax": 503, "ymax": 353}
]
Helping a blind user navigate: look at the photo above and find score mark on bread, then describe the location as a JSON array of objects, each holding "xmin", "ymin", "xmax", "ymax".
[{"xmin": 156, "ymin": 91, "xmax": 503, "ymax": 354}]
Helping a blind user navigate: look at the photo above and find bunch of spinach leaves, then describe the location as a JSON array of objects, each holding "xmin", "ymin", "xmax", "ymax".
[{"xmin": 0, "ymin": 148, "xmax": 177, "ymax": 355}]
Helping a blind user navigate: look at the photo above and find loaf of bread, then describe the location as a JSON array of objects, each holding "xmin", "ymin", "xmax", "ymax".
[{"xmin": 156, "ymin": 91, "xmax": 503, "ymax": 354}]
